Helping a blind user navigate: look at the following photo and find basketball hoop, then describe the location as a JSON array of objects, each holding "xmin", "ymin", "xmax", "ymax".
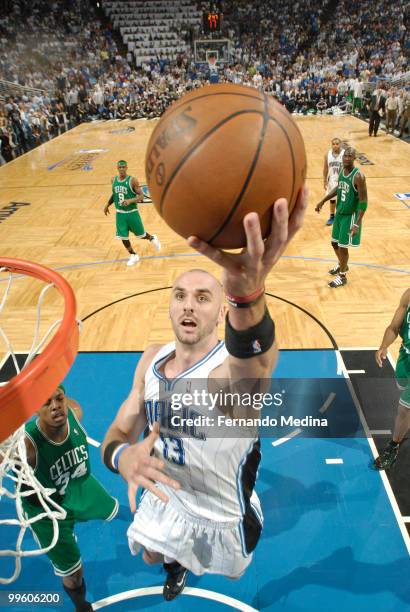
[
  {"xmin": 207, "ymin": 54, "xmax": 218, "ymax": 71},
  {"xmin": 207, "ymin": 55, "xmax": 219, "ymax": 84},
  {"xmin": 0, "ymin": 258, "xmax": 79, "ymax": 442},
  {"xmin": 0, "ymin": 258, "xmax": 79, "ymax": 584}
]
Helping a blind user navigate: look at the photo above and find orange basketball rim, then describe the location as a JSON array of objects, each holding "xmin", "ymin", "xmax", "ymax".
[{"xmin": 0, "ymin": 258, "xmax": 79, "ymax": 443}]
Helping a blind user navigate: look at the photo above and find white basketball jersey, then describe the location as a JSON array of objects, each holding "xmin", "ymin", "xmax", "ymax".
[
  {"xmin": 327, "ymin": 149, "xmax": 345, "ymax": 189},
  {"xmin": 144, "ymin": 341, "xmax": 261, "ymax": 523}
]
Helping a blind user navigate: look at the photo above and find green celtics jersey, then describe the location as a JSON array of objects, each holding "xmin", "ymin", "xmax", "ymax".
[
  {"xmin": 400, "ymin": 303, "xmax": 410, "ymax": 354},
  {"xmin": 112, "ymin": 175, "xmax": 137, "ymax": 212},
  {"xmin": 24, "ymin": 408, "xmax": 90, "ymax": 506},
  {"xmin": 336, "ymin": 167, "xmax": 360, "ymax": 215}
]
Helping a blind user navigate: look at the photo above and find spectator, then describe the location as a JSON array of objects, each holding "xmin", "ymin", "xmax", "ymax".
[
  {"xmin": 0, "ymin": 0, "xmax": 408, "ymax": 167},
  {"xmin": 385, "ymin": 88, "xmax": 399, "ymax": 134},
  {"xmin": 399, "ymin": 91, "xmax": 410, "ymax": 138},
  {"xmin": 367, "ymin": 84, "xmax": 387, "ymax": 137}
]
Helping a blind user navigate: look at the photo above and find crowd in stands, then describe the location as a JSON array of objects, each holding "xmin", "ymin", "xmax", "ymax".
[{"xmin": 0, "ymin": 0, "xmax": 408, "ymax": 164}]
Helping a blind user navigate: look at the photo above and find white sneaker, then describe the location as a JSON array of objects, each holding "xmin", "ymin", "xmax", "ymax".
[
  {"xmin": 126, "ymin": 253, "xmax": 140, "ymax": 266},
  {"xmin": 151, "ymin": 234, "xmax": 161, "ymax": 251}
]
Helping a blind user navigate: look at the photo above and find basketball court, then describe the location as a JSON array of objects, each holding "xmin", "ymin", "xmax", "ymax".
[{"xmin": 1, "ymin": 114, "xmax": 409, "ymax": 610}]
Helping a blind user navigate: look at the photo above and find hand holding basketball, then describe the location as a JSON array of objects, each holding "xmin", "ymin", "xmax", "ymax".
[
  {"xmin": 117, "ymin": 422, "xmax": 181, "ymax": 512},
  {"xmin": 145, "ymin": 83, "xmax": 306, "ymax": 249},
  {"xmin": 188, "ymin": 187, "xmax": 308, "ymax": 297}
]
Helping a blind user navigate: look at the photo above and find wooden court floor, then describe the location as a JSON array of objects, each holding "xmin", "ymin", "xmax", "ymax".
[{"xmin": 0, "ymin": 114, "xmax": 409, "ymax": 360}]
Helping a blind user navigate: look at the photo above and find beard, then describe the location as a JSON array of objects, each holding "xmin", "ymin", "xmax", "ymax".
[
  {"xmin": 174, "ymin": 326, "xmax": 202, "ymax": 345},
  {"xmin": 173, "ymin": 318, "xmax": 218, "ymax": 345}
]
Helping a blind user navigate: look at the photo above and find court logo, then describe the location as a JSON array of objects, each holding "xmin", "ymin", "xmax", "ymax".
[
  {"xmin": 48, "ymin": 149, "xmax": 109, "ymax": 172},
  {"xmin": 394, "ymin": 192, "xmax": 410, "ymax": 208},
  {"xmin": 0, "ymin": 201, "xmax": 31, "ymax": 225},
  {"xmin": 341, "ymin": 140, "xmax": 374, "ymax": 165},
  {"xmin": 109, "ymin": 125, "xmax": 136, "ymax": 134},
  {"xmin": 394, "ymin": 192, "xmax": 410, "ymax": 200},
  {"xmin": 141, "ymin": 184, "xmax": 152, "ymax": 203}
]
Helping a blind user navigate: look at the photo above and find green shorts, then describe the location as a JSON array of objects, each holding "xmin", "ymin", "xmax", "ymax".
[
  {"xmin": 396, "ymin": 348, "xmax": 410, "ymax": 409},
  {"xmin": 331, "ymin": 212, "xmax": 362, "ymax": 248},
  {"xmin": 353, "ymin": 97, "xmax": 362, "ymax": 110},
  {"xmin": 23, "ymin": 475, "xmax": 118, "ymax": 576},
  {"xmin": 116, "ymin": 210, "xmax": 145, "ymax": 239}
]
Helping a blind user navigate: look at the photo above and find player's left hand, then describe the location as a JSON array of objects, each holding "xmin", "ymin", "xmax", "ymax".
[
  {"xmin": 122, "ymin": 198, "xmax": 131, "ymax": 206},
  {"xmin": 375, "ymin": 347, "xmax": 387, "ymax": 368},
  {"xmin": 350, "ymin": 224, "xmax": 359, "ymax": 237},
  {"xmin": 187, "ymin": 186, "xmax": 308, "ymax": 297}
]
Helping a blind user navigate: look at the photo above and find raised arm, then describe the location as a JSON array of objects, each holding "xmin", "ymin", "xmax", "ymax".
[{"xmin": 189, "ymin": 188, "xmax": 308, "ymax": 382}]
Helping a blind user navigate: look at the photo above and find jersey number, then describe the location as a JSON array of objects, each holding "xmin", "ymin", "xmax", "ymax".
[
  {"xmin": 340, "ymin": 190, "xmax": 346, "ymax": 202},
  {"xmin": 54, "ymin": 461, "xmax": 87, "ymax": 495},
  {"xmin": 118, "ymin": 193, "xmax": 125, "ymax": 205},
  {"xmin": 160, "ymin": 434, "xmax": 185, "ymax": 466}
]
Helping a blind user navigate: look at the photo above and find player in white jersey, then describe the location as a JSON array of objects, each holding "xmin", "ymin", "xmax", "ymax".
[
  {"xmin": 323, "ymin": 138, "xmax": 344, "ymax": 226},
  {"xmin": 102, "ymin": 189, "xmax": 307, "ymax": 600}
]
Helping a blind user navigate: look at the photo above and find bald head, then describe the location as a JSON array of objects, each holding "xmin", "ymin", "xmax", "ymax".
[
  {"xmin": 344, "ymin": 146, "xmax": 356, "ymax": 158},
  {"xmin": 173, "ymin": 269, "xmax": 223, "ymax": 304},
  {"xmin": 342, "ymin": 147, "xmax": 356, "ymax": 171}
]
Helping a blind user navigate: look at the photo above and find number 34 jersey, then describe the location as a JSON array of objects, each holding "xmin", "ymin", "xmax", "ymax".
[
  {"xmin": 144, "ymin": 341, "xmax": 262, "ymax": 523},
  {"xmin": 25, "ymin": 407, "xmax": 90, "ymax": 507}
]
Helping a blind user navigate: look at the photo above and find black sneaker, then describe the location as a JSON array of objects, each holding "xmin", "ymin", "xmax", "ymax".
[
  {"xmin": 328, "ymin": 265, "xmax": 349, "ymax": 275},
  {"xmin": 373, "ymin": 441, "xmax": 399, "ymax": 470},
  {"xmin": 163, "ymin": 561, "xmax": 188, "ymax": 601},
  {"xmin": 328, "ymin": 274, "xmax": 347, "ymax": 288}
]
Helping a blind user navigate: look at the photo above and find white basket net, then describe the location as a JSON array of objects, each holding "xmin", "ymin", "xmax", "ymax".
[{"xmin": 0, "ymin": 266, "xmax": 68, "ymax": 584}]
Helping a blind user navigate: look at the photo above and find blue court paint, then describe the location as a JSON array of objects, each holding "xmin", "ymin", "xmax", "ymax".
[
  {"xmin": 274, "ymin": 349, "xmax": 340, "ymax": 378},
  {"xmin": 1, "ymin": 350, "xmax": 409, "ymax": 611}
]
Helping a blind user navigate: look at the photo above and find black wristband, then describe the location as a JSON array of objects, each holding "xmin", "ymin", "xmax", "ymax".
[
  {"xmin": 225, "ymin": 307, "xmax": 275, "ymax": 358},
  {"xmin": 103, "ymin": 440, "xmax": 123, "ymax": 473}
]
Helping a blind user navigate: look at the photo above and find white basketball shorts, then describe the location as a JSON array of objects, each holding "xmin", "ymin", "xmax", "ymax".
[{"xmin": 127, "ymin": 489, "xmax": 263, "ymax": 578}]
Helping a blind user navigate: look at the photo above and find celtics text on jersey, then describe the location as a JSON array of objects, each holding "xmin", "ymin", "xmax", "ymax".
[
  {"xmin": 24, "ymin": 408, "xmax": 90, "ymax": 503},
  {"xmin": 400, "ymin": 303, "xmax": 410, "ymax": 354},
  {"xmin": 112, "ymin": 175, "xmax": 137, "ymax": 213},
  {"xmin": 336, "ymin": 167, "xmax": 360, "ymax": 215}
]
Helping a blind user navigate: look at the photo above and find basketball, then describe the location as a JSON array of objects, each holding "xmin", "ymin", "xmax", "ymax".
[{"xmin": 145, "ymin": 83, "xmax": 307, "ymax": 248}]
